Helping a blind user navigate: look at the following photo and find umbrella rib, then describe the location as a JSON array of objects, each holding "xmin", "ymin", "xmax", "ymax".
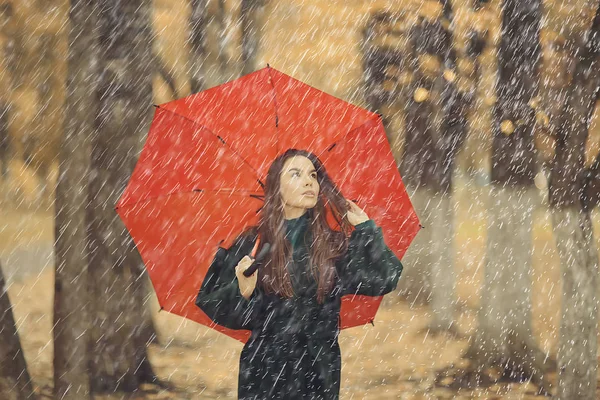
[
  {"xmin": 266, "ymin": 65, "xmax": 280, "ymax": 153},
  {"xmin": 115, "ymin": 188, "xmax": 264, "ymax": 210},
  {"xmin": 156, "ymin": 106, "xmax": 265, "ymax": 188}
]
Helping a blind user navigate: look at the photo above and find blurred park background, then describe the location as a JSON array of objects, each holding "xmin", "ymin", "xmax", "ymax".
[{"xmin": 1, "ymin": 0, "xmax": 600, "ymax": 399}]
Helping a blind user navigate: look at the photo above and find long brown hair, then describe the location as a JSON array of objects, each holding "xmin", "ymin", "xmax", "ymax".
[{"xmin": 242, "ymin": 149, "xmax": 354, "ymax": 304}]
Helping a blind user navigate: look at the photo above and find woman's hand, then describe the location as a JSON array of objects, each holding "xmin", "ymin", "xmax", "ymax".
[
  {"xmin": 235, "ymin": 255, "xmax": 258, "ymax": 300},
  {"xmin": 345, "ymin": 199, "xmax": 370, "ymax": 226}
]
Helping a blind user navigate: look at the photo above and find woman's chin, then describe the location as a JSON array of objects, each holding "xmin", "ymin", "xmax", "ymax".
[
  {"xmin": 292, "ymin": 201, "xmax": 317, "ymax": 210},
  {"xmin": 304, "ymin": 199, "xmax": 318, "ymax": 208}
]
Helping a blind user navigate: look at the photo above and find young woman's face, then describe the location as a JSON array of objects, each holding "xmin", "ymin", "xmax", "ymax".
[{"xmin": 279, "ymin": 155, "xmax": 320, "ymax": 219}]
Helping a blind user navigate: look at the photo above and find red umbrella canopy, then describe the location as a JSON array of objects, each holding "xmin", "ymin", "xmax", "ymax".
[{"xmin": 115, "ymin": 66, "xmax": 420, "ymax": 343}]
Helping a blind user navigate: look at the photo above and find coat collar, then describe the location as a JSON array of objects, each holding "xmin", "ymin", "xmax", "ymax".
[{"xmin": 284, "ymin": 210, "xmax": 311, "ymax": 247}]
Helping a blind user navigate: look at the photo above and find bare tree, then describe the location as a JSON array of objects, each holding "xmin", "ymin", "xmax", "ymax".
[
  {"xmin": 362, "ymin": 6, "xmax": 469, "ymax": 337},
  {"xmin": 217, "ymin": 0, "xmax": 229, "ymax": 74},
  {"xmin": 413, "ymin": 0, "xmax": 470, "ymax": 336},
  {"xmin": 0, "ymin": 103, "xmax": 8, "ymax": 178},
  {"xmin": 548, "ymin": 3, "xmax": 600, "ymax": 398},
  {"xmin": 0, "ymin": 6, "xmax": 34, "ymax": 399},
  {"xmin": 362, "ymin": 10, "xmax": 434, "ymax": 307},
  {"xmin": 189, "ymin": 0, "xmax": 208, "ymax": 93},
  {"xmin": 0, "ymin": 262, "xmax": 36, "ymax": 400},
  {"xmin": 240, "ymin": 0, "xmax": 264, "ymax": 75},
  {"xmin": 52, "ymin": 1, "xmax": 99, "ymax": 398},
  {"xmin": 88, "ymin": 0, "xmax": 157, "ymax": 392},
  {"xmin": 30, "ymin": 33, "xmax": 62, "ymax": 187},
  {"xmin": 461, "ymin": 0, "xmax": 553, "ymax": 393},
  {"xmin": 0, "ymin": 1, "xmax": 12, "ymax": 180}
]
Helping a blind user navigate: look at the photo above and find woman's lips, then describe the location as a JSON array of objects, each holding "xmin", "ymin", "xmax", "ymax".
[{"xmin": 302, "ymin": 191, "xmax": 316, "ymax": 197}]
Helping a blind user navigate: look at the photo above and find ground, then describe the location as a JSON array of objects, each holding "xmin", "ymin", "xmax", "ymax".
[
  {"xmin": 4, "ymin": 173, "xmax": 598, "ymax": 399},
  {"xmin": 6, "ymin": 267, "xmax": 556, "ymax": 400}
]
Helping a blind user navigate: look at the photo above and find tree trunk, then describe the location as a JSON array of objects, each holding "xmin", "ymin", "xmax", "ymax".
[
  {"xmin": 548, "ymin": 4, "xmax": 600, "ymax": 398},
  {"xmin": 88, "ymin": 0, "xmax": 156, "ymax": 392},
  {"xmin": 0, "ymin": 102, "xmax": 8, "ymax": 179},
  {"xmin": 403, "ymin": 10, "xmax": 467, "ymax": 335},
  {"xmin": 240, "ymin": 0, "xmax": 263, "ymax": 75},
  {"xmin": 459, "ymin": 17, "xmax": 489, "ymax": 182},
  {"xmin": 0, "ymin": 262, "xmax": 36, "ymax": 400},
  {"xmin": 189, "ymin": 0, "xmax": 208, "ymax": 93},
  {"xmin": 360, "ymin": 9, "xmax": 467, "ymax": 321},
  {"xmin": 428, "ymin": 191, "xmax": 456, "ymax": 333},
  {"xmin": 466, "ymin": 186, "xmax": 550, "ymax": 382},
  {"xmin": 0, "ymin": 2, "xmax": 15, "ymax": 180},
  {"xmin": 31, "ymin": 33, "xmax": 62, "ymax": 187},
  {"xmin": 425, "ymin": 4, "xmax": 467, "ymax": 335},
  {"xmin": 217, "ymin": 0, "xmax": 229, "ymax": 76},
  {"xmin": 53, "ymin": 1, "xmax": 98, "ymax": 398},
  {"xmin": 397, "ymin": 94, "xmax": 436, "ymax": 306},
  {"xmin": 395, "ymin": 187, "xmax": 433, "ymax": 305},
  {"xmin": 129, "ymin": 253, "xmax": 160, "ymax": 382},
  {"xmin": 463, "ymin": 0, "xmax": 553, "ymax": 394},
  {"xmin": 360, "ymin": 12, "xmax": 409, "ymax": 165},
  {"xmin": 551, "ymin": 210, "xmax": 598, "ymax": 400}
]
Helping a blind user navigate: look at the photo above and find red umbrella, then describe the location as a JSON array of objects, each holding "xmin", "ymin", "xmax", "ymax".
[{"xmin": 115, "ymin": 66, "xmax": 420, "ymax": 343}]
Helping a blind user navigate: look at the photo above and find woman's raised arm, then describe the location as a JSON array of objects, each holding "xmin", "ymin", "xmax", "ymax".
[{"xmin": 336, "ymin": 219, "xmax": 404, "ymax": 297}]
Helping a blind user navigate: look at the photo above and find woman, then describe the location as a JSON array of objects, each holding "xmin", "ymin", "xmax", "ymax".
[{"xmin": 195, "ymin": 148, "xmax": 404, "ymax": 399}]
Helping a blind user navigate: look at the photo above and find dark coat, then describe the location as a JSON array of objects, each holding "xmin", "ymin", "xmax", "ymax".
[{"xmin": 195, "ymin": 211, "xmax": 403, "ymax": 399}]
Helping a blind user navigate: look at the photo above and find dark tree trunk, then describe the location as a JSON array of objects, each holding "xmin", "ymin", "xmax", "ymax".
[
  {"xmin": 129, "ymin": 253, "xmax": 161, "ymax": 382},
  {"xmin": 548, "ymin": 4, "xmax": 600, "ymax": 399},
  {"xmin": 361, "ymin": 10, "xmax": 468, "ymax": 318},
  {"xmin": 461, "ymin": 24, "xmax": 488, "ymax": 180},
  {"xmin": 240, "ymin": 0, "xmax": 263, "ymax": 75},
  {"xmin": 366, "ymin": 11, "xmax": 467, "ymax": 334},
  {"xmin": 0, "ymin": 262, "xmax": 36, "ymax": 400},
  {"xmin": 0, "ymin": 103, "xmax": 8, "ymax": 179},
  {"xmin": 361, "ymin": 13, "xmax": 390, "ymax": 117},
  {"xmin": 362, "ymin": 12, "xmax": 427, "ymax": 306},
  {"xmin": 53, "ymin": 1, "xmax": 98, "ymax": 398},
  {"xmin": 189, "ymin": 0, "xmax": 208, "ymax": 93},
  {"xmin": 0, "ymin": 2, "xmax": 15, "ymax": 179},
  {"xmin": 582, "ymin": 152, "xmax": 600, "ymax": 210},
  {"xmin": 462, "ymin": 0, "xmax": 553, "ymax": 394},
  {"xmin": 415, "ymin": 3, "xmax": 469, "ymax": 337},
  {"xmin": 88, "ymin": 0, "xmax": 157, "ymax": 392},
  {"xmin": 400, "ymin": 7, "xmax": 469, "ymax": 195},
  {"xmin": 217, "ymin": 0, "xmax": 229, "ymax": 75},
  {"xmin": 31, "ymin": 33, "xmax": 61, "ymax": 185},
  {"xmin": 155, "ymin": 54, "xmax": 179, "ymax": 99}
]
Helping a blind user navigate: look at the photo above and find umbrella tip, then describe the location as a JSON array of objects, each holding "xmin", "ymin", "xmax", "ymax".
[{"xmin": 267, "ymin": 63, "xmax": 271, "ymax": 68}]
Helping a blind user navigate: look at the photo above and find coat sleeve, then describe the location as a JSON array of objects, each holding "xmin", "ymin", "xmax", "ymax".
[
  {"xmin": 194, "ymin": 244, "xmax": 259, "ymax": 330},
  {"xmin": 336, "ymin": 219, "xmax": 404, "ymax": 297}
]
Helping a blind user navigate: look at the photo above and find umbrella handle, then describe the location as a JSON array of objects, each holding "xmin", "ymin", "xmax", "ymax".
[{"xmin": 243, "ymin": 242, "xmax": 271, "ymax": 277}]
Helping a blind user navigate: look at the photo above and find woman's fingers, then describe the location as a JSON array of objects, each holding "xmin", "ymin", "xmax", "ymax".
[
  {"xmin": 346, "ymin": 199, "xmax": 356, "ymax": 212},
  {"xmin": 235, "ymin": 256, "xmax": 255, "ymax": 276},
  {"xmin": 347, "ymin": 199, "xmax": 363, "ymax": 214},
  {"xmin": 345, "ymin": 199, "xmax": 369, "ymax": 224}
]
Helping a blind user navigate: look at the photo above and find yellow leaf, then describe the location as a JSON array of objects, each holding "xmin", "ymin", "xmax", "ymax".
[
  {"xmin": 443, "ymin": 69, "xmax": 456, "ymax": 82},
  {"xmin": 414, "ymin": 87, "xmax": 430, "ymax": 103},
  {"xmin": 500, "ymin": 119, "xmax": 515, "ymax": 135}
]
